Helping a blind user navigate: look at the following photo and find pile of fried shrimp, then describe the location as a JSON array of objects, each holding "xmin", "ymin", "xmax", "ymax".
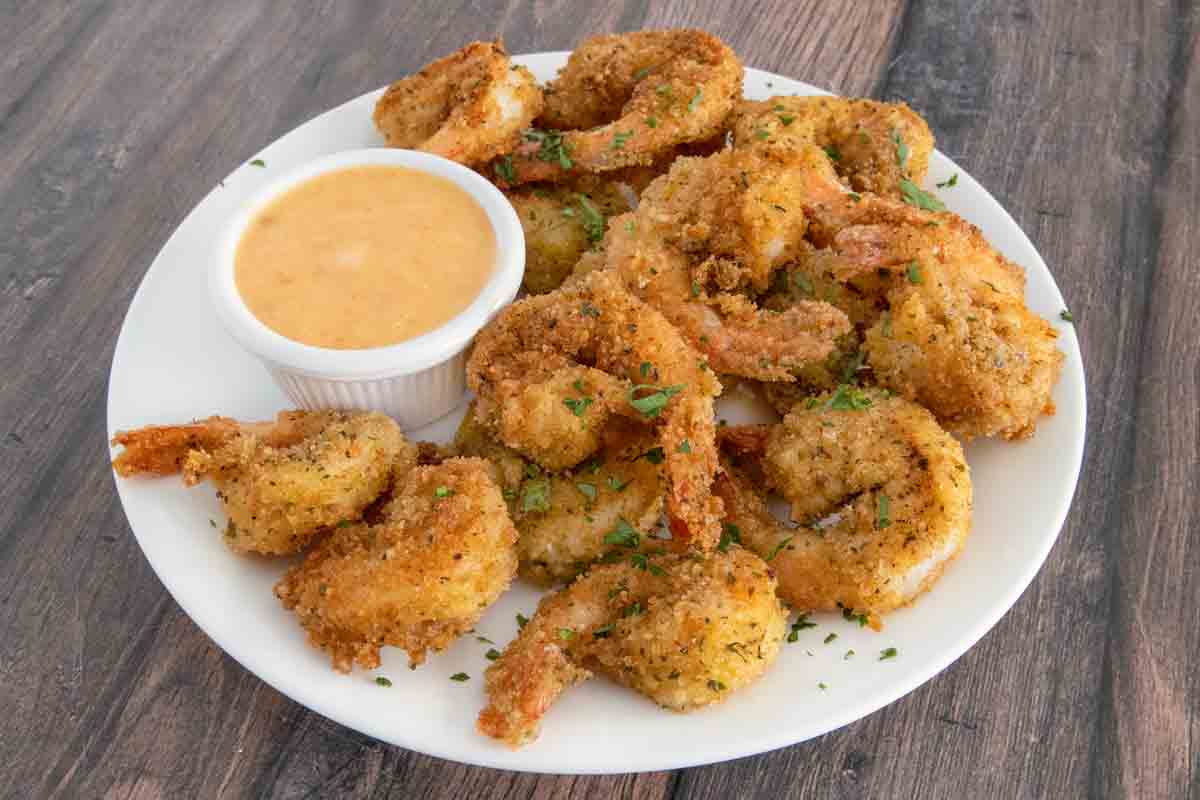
[{"xmin": 112, "ymin": 30, "xmax": 1064, "ymax": 748}]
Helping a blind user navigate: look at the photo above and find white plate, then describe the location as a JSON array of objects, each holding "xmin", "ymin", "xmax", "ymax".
[{"xmin": 107, "ymin": 53, "xmax": 1086, "ymax": 774}]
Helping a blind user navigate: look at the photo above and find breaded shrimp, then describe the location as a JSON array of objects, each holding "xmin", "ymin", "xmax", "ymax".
[
  {"xmin": 716, "ymin": 388, "xmax": 971, "ymax": 616},
  {"xmin": 500, "ymin": 30, "xmax": 741, "ymax": 183},
  {"xmin": 599, "ymin": 147, "xmax": 852, "ymax": 380},
  {"xmin": 830, "ymin": 211, "xmax": 1063, "ymax": 439},
  {"xmin": 453, "ymin": 407, "xmax": 666, "ymax": 585},
  {"xmin": 477, "ymin": 547, "xmax": 786, "ymax": 747},
  {"xmin": 373, "ymin": 40, "xmax": 543, "ymax": 165},
  {"xmin": 466, "ymin": 270, "xmax": 724, "ymax": 549},
  {"xmin": 111, "ymin": 411, "xmax": 413, "ymax": 555},
  {"xmin": 733, "ymin": 96, "xmax": 934, "ymax": 199},
  {"xmin": 274, "ymin": 457, "xmax": 518, "ymax": 671}
]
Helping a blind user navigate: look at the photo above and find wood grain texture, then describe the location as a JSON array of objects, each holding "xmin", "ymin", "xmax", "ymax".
[{"xmin": 0, "ymin": 1, "xmax": 1194, "ymax": 798}]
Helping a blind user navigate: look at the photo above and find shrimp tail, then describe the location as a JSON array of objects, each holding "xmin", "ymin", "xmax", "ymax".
[
  {"xmin": 478, "ymin": 635, "xmax": 591, "ymax": 747},
  {"xmin": 110, "ymin": 416, "xmax": 242, "ymax": 477}
]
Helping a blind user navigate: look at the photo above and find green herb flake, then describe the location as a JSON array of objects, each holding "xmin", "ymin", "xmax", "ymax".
[
  {"xmin": 793, "ymin": 273, "xmax": 815, "ymax": 297},
  {"xmin": 688, "ymin": 87, "xmax": 703, "ymax": 112},
  {"xmin": 1060, "ymin": 309, "xmax": 1074, "ymax": 322},
  {"xmin": 823, "ymin": 145, "xmax": 841, "ymax": 162},
  {"xmin": 475, "ymin": 635, "xmax": 494, "ymax": 644},
  {"xmin": 576, "ymin": 482, "xmax": 597, "ymax": 502},
  {"xmin": 622, "ymin": 601, "xmax": 644, "ymax": 618},
  {"xmin": 879, "ymin": 647, "xmax": 898, "ymax": 661},
  {"xmin": 826, "ymin": 384, "xmax": 874, "ymax": 411},
  {"xmin": 840, "ymin": 351, "xmax": 866, "ymax": 383},
  {"xmin": 892, "ymin": 128, "xmax": 909, "ymax": 170},
  {"xmin": 628, "ymin": 383, "xmax": 685, "ymax": 418},
  {"xmin": 450, "ymin": 672, "xmax": 470, "ymax": 682},
  {"xmin": 604, "ymin": 517, "xmax": 641, "ymax": 548},
  {"xmin": 640, "ymin": 361, "xmax": 653, "ymax": 378},
  {"xmin": 707, "ymin": 679, "xmax": 727, "ymax": 692},
  {"xmin": 611, "ymin": 130, "xmax": 634, "ymax": 150},
  {"xmin": 937, "ymin": 173, "xmax": 959, "ymax": 188},
  {"xmin": 580, "ymin": 302, "xmax": 601, "ymax": 318},
  {"xmin": 607, "ymin": 475, "xmax": 628, "ymax": 492},
  {"xmin": 639, "ymin": 446, "xmax": 666, "ymax": 465},
  {"xmin": 900, "ymin": 178, "xmax": 946, "ymax": 211},
  {"xmin": 677, "ymin": 439, "xmax": 691, "ymax": 454},
  {"xmin": 558, "ymin": 627, "xmax": 575, "ymax": 641},
  {"xmin": 249, "ymin": 159, "xmax": 266, "ymax": 167},
  {"xmin": 495, "ymin": 155, "xmax": 515, "ymax": 183},
  {"xmin": 906, "ymin": 261, "xmax": 923, "ymax": 284},
  {"xmin": 839, "ymin": 603, "xmax": 870, "ymax": 627},
  {"xmin": 778, "ymin": 113, "xmax": 795, "ymax": 126},
  {"xmin": 634, "ymin": 66, "xmax": 651, "ymax": 80},
  {"xmin": 717, "ymin": 523, "xmax": 742, "ymax": 553},
  {"xmin": 577, "ymin": 194, "xmax": 606, "ymax": 243},
  {"xmin": 524, "ymin": 128, "xmax": 573, "ymax": 169},
  {"xmin": 592, "ymin": 623, "xmax": 614, "ymax": 639},
  {"xmin": 845, "ymin": 649, "xmax": 856, "ymax": 660},
  {"xmin": 516, "ymin": 613, "xmax": 529, "ymax": 629},
  {"xmin": 818, "ymin": 682, "xmax": 829, "ymax": 690},
  {"xmin": 521, "ymin": 477, "xmax": 550, "ymax": 513},
  {"xmin": 766, "ymin": 535, "xmax": 794, "ymax": 561},
  {"xmin": 434, "ymin": 485, "xmax": 454, "ymax": 498},
  {"xmin": 656, "ymin": 83, "xmax": 673, "ymax": 97},
  {"xmin": 824, "ymin": 632, "xmax": 838, "ymax": 645},
  {"xmin": 563, "ymin": 396, "xmax": 594, "ymax": 417},
  {"xmin": 755, "ymin": 129, "xmax": 770, "ymax": 141},
  {"xmin": 877, "ymin": 493, "xmax": 891, "ymax": 529},
  {"xmin": 375, "ymin": 676, "xmax": 392, "ymax": 687},
  {"xmin": 485, "ymin": 648, "xmax": 503, "ymax": 662}
]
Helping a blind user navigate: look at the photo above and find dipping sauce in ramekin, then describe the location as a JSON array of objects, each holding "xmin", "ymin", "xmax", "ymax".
[
  {"xmin": 211, "ymin": 149, "xmax": 524, "ymax": 430},
  {"xmin": 234, "ymin": 165, "xmax": 498, "ymax": 350}
]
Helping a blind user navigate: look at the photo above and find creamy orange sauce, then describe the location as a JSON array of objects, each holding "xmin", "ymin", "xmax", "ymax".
[{"xmin": 235, "ymin": 165, "xmax": 496, "ymax": 349}]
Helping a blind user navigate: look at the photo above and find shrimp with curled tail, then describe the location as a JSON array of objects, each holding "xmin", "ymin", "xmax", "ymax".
[
  {"xmin": 732, "ymin": 96, "xmax": 934, "ymax": 200},
  {"xmin": 373, "ymin": 40, "xmax": 543, "ymax": 165},
  {"xmin": 466, "ymin": 270, "xmax": 723, "ymax": 549},
  {"xmin": 478, "ymin": 547, "xmax": 786, "ymax": 747},
  {"xmin": 275, "ymin": 457, "xmax": 518, "ymax": 671},
  {"xmin": 716, "ymin": 388, "xmax": 971, "ymax": 618},
  {"xmin": 111, "ymin": 411, "xmax": 413, "ymax": 555},
  {"xmin": 599, "ymin": 146, "xmax": 852, "ymax": 381},
  {"xmin": 498, "ymin": 30, "xmax": 742, "ymax": 184}
]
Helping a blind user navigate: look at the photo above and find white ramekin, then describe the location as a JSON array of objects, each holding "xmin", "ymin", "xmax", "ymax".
[{"xmin": 211, "ymin": 148, "xmax": 524, "ymax": 430}]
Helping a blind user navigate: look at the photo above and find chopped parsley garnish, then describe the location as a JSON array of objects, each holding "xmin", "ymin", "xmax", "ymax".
[
  {"xmin": 374, "ymin": 676, "xmax": 392, "ymax": 687},
  {"xmin": 827, "ymin": 384, "xmax": 874, "ymax": 411},
  {"xmin": 656, "ymin": 83, "xmax": 673, "ymax": 97},
  {"xmin": 249, "ymin": 159, "xmax": 266, "ymax": 167},
  {"xmin": 1060, "ymin": 309, "xmax": 1074, "ymax": 322},
  {"xmin": 906, "ymin": 260, "xmax": 923, "ymax": 284},
  {"xmin": 645, "ymin": 116, "xmax": 658, "ymax": 128},
  {"xmin": 688, "ymin": 87, "xmax": 703, "ymax": 112},
  {"xmin": 592, "ymin": 623, "xmax": 614, "ymax": 639},
  {"xmin": 580, "ymin": 302, "xmax": 601, "ymax": 317},
  {"xmin": 845, "ymin": 649, "xmax": 856, "ymax": 660},
  {"xmin": 558, "ymin": 627, "xmax": 575, "ymax": 640},
  {"xmin": 823, "ymin": 145, "xmax": 841, "ymax": 162},
  {"xmin": 818, "ymin": 682, "xmax": 829, "ymax": 690},
  {"xmin": 707, "ymin": 679, "xmax": 727, "ymax": 692},
  {"xmin": 892, "ymin": 128, "xmax": 909, "ymax": 170},
  {"xmin": 640, "ymin": 361, "xmax": 653, "ymax": 378},
  {"xmin": 755, "ymin": 129, "xmax": 770, "ymax": 141},
  {"xmin": 900, "ymin": 178, "xmax": 945, "ymax": 211},
  {"xmin": 677, "ymin": 439, "xmax": 691, "ymax": 454},
  {"xmin": 563, "ymin": 396, "xmax": 593, "ymax": 417},
  {"xmin": 766, "ymin": 535, "xmax": 794, "ymax": 561},
  {"xmin": 434, "ymin": 486, "xmax": 454, "ymax": 498},
  {"xmin": 628, "ymin": 383, "xmax": 685, "ymax": 417},
  {"xmin": 839, "ymin": 602, "xmax": 869, "ymax": 627},
  {"xmin": 691, "ymin": 280, "xmax": 701, "ymax": 297},
  {"xmin": 879, "ymin": 647, "xmax": 898, "ymax": 661},
  {"xmin": 521, "ymin": 477, "xmax": 550, "ymax": 513},
  {"xmin": 840, "ymin": 351, "xmax": 866, "ymax": 383},
  {"xmin": 937, "ymin": 173, "xmax": 958, "ymax": 188},
  {"xmin": 607, "ymin": 475, "xmax": 628, "ymax": 492},
  {"xmin": 622, "ymin": 601, "xmax": 644, "ymax": 618},
  {"xmin": 717, "ymin": 523, "xmax": 741, "ymax": 553},
  {"xmin": 475, "ymin": 635, "xmax": 494, "ymax": 644},
  {"xmin": 576, "ymin": 482, "xmax": 597, "ymax": 502},
  {"xmin": 495, "ymin": 155, "xmax": 515, "ymax": 183},
  {"xmin": 639, "ymin": 446, "xmax": 666, "ymax": 465},
  {"xmin": 523, "ymin": 128, "xmax": 573, "ymax": 169},
  {"xmin": 485, "ymin": 648, "xmax": 501, "ymax": 661},
  {"xmin": 876, "ymin": 493, "xmax": 891, "ymax": 529},
  {"xmin": 577, "ymin": 195, "xmax": 606, "ymax": 243},
  {"xmin": 634, "ymin": 66, "xmax": 651, "ymax": 80},
  {"xmin": 778, "ymin": 113, "xmax": 795, "ymax": 126},
  {"xmin": 793, "ymin": 273, "xmax": 815, "ymax": 297},
  {"xmin": 611, "ymin": 130, "xmax": 633, "ymax": 150},
  {"xmin": 450, "ymin": 672, "xmax": 470, "ymax": 681},
  {"xmin": 604, "ymin": 517, "xmax": 641, "ymax": 548},
  {"xmin": 824, "ymin": 633, "xmax": 838, "ymax": 644}
]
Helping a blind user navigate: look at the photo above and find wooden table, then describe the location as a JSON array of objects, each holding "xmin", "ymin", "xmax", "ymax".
[{"xmin": 3, "ymin": 1, "xmax": 1195, "ymax": 797}]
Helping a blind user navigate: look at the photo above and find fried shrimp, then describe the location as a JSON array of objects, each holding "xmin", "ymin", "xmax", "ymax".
[
  {"xmin": 500, "ymin": 30, "xmax": 741, "ymax": 183},
  {"xmin": 453, "ymin": 407, "xmax": 666, "ymax": 585},
  {"xmin": 477, "ymin": 547, "xmax": 786, "ymax": 747},
  {"xmin": 111, "ymin": 411, "xmax": 413, "ymax": 555},
  {"xmin": 599, "ymin": 147, "xmax": 851, "ymax": 380},
  {"xmin": 373, "ymin": 40, "xmax": 542, "ymax": 165},
  {"xmin": 733, "ymin": 96, "xmax": 934, "ymax": 199},
  {"xmin": 274, "ymin": 457, "xmax": 518, "ymax": 671},
  {"xmin": 827, "ymin": 210, "xmax": 1064, "ymax": 439},
  {"xmin": 467, "ymin": 270, "xmax": 723, "ymax": 548},
  {"xmin": 716, "ymin": 388, "xmax": 971, "ymax": 616}
]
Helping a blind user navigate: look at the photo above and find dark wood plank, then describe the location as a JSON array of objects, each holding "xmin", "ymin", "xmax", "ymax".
[{"xmin": 0, "ymin": 0, "xmax": 1193, "ymax": 798}]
